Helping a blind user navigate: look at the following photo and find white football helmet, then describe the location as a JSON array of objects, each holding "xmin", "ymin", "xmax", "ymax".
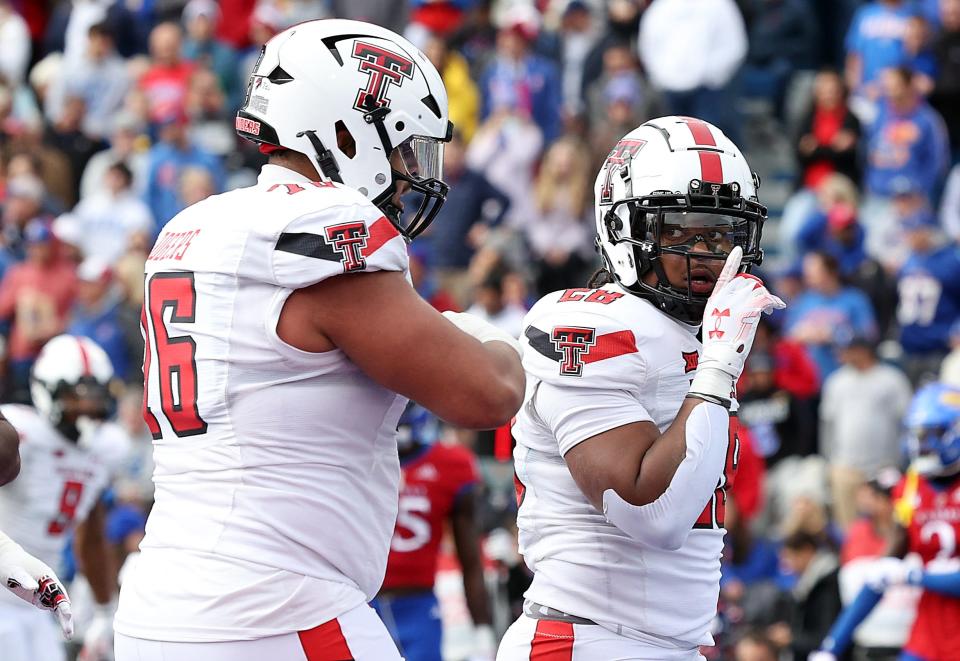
[
  {"xmin": 594, "ymin": 116, "xmax": 766, "ymax": 323},
  {"xmin": 236, "ymin": 19, "xmax": 452, "ymax": 240},
  {"xmin": 31, "ymin": 335, "xmax": 115, "ymax": 443}
]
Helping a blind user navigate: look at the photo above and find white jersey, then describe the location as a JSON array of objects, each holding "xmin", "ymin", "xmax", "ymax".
[
  {"xmin": 0, "ymin": 405, "xmax": 128, "ymax": 574},
  {"xmin": 115, "ymin": 165, "xmax": 410, "ymax": 642},
  {"xmin": 512, "ymin": 286, "xmax": 739, "ymax": 650}
]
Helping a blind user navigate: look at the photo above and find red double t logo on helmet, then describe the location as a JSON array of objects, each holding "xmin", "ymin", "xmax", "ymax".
[
  {"xmin": 351, "ymin": 42, "xmax": 415, "ymax": 111},
  {"xmin": 551, "ymin": 326, "xmax": 596, "ymax": 377},
  {"xmin": 599, "ymin": 139, "xmax": 646, "ymax": 205},
  {"xmin": 708, "ymin": 308, "xmax": 730, "ymax": 339},
  {"xmin": 325, "ymin": 221, "xmax": 369, "ymax": 272}
]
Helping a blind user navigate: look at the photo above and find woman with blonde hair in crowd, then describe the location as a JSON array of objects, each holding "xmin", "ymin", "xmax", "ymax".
[{"xmin": 524, "ymin": 135, "xmax": 594, "ymax": 294}]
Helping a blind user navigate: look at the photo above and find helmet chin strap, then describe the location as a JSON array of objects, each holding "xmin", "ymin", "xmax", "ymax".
[
  {"xmin": 297, "ymin": 130, "xmax": 343, "ymax": 183},
  {"xmin": 56, "ymin": 416, "xmax": 81, "ymax": 444},
  {"xmin": 374, "ymin": 170, "xmax": 406, "ymax": 225}
]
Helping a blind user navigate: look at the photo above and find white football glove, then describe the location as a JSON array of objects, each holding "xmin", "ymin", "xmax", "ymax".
[
  {"xmin": 690, "ymin": 246, "xmax": 785, "ymax": 404},
  {"xmin": 78, "ymin": 602, "xmax": 115, "ymax": 661},
  {"xmin": 442, "ymin": 311, "xmax": 522, "ymax": 358},
  {"xmin": 466, "ymin": 624, "xmax": 496, "ymax": 661},
  {"xmin": 808, "ymin": 651, "xmax": 837, "ymax": 661},
  {"xmin": 864, "ymin": 556, "xmax": 923, "ymax": 591},
  {"xmin": 0, "ymin": 529, "xmax": 73, "ymax": 638}
]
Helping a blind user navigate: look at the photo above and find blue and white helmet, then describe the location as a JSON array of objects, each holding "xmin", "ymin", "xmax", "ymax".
[
  {"xmin": 396, "ymin": 402, "xmax": 441, "ymax": 451},
  {"xmin": 904, "ymin": 382, "xmax": 960, "ymax": 477}
]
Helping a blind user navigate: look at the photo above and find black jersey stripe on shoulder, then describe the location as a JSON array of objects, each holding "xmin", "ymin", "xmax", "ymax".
[
  {"xmin": 275, "ymin": 232, "xmax": 340, "ymax": 262},
  {"xmin": 524, "ymin": 326, "xmax": 561, "ymax": 362}
]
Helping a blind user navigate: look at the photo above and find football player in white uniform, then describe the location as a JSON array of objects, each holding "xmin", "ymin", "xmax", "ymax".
[
  {"xmin": 0, "ymin": 335, "xmax": 129, "ymax": 661},
  {"xmin": 114, "ymin": 19, "xmax": 524, "ymax": 661},
  {"xmin": 0, "ymin": 395, "xmax": 74, "ymax": 641},
  {"xmin": 497, "ymin": 117, "xmax": 784, "ymax": 660}
]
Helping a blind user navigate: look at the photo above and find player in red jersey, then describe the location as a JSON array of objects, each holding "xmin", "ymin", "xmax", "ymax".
[
  {"xmin": 373, "ymin": 404, "xmax": 494, "ymax": 661},
  {"xmin": 813, "ymin": 382, "xmax": 960, "ymax": 661}
]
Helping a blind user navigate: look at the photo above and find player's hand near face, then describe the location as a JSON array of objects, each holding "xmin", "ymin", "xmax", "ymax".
[
  {"xmin": 0, "ymin": 530, "xmax": 73, "ymax": 638},
  {"xmin": 689, "ymin": 246, "xmax": 785, "ymax": 407}
]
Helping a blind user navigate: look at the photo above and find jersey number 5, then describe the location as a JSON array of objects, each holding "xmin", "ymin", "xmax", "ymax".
[
  {"xmin": 391, "ymin": 494, "xmax": 432, "ymax": 553},
  {"xmin": 142, "ymin": 272, "xmax": 207, "ymax": 439}
]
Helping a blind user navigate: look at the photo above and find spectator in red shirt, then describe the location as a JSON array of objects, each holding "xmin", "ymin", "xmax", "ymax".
[
  {"xmin": 752, "ymin": 317, "xmax": 820, "ymax": 400},
  {"xmin": 840, "ymin": 469, "xmax": 900, "ymax": 565},
  {"xmin": 139, "ymin": 22, "xmax": 195, "ymax": 126},
  {"xmin": 408, "ymin": 243, "xmax": 459, "ymax": 313},
  {"xmin": 731, "ymin": 425, "xmax": 765, "ymax": 524},
  {"xmin": 738, "ymin": 318, "xmax": 821, "ymax": 463},
  {"xmin": 797, "ymin": 69, "xmax": 861, "ymax": 191},
  {"xmin": 0, "ymin": 220, "xmax": 77, "ymax": 402},
  {"xmin": 215, "ymin": 0, "xmax": 257, "ymax": 50}
]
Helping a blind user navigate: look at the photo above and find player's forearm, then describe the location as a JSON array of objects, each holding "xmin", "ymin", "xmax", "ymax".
[
  {"xmin": 474, "ymin": 341, "xmax": 525, "ymax": 427},
  {"xmin": 915, "ymin": 570, "xmax": 960, "ymax": 598},
  {"xmin": 74, "ymin": 511, "xmax": 117, "ymax": 604},
  {"xmin": 462, "ymin": 565, "xmax": 492, "ymax": 626},
  {"xmin": 452, "ymin": 496, "xmax": 493, "ymax": 626},
  {"xmin": 630, "ymin": 398, "xmax": 721, "ymax": 505},
  {"xmin": 603, "ymin": 400, "xmax": 729, "ymax": 550},
  {"xmin": 820, "ymin": 585, "xmax": 883, "ymax": 656},
  {"xmin": 0, "ymin": 416, "xmax": 20, "ymax": 486}
]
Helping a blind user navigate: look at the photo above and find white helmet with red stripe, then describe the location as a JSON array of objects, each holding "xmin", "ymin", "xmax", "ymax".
[
  {"xmin": 31, "ymin": 335, "xmax": 115, "ymax": 443},
  {"xmin": 594, "ymin": 116, "xmax": 766, "ymax": 324},
  {"xmin": 235, "ymin": 19, "xmax": 452, "ymax": 241}
]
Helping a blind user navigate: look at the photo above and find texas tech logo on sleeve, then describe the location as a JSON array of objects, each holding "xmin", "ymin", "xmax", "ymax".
[
  {"xmin": 325, "ymin": 221, "xmax": 369, "ymax": 272},
  {"xmin": 351, "ymin": 41, "xmax": 415, "ymax": 112},
  {"xmin": 551, "ymin": 326, "xmax": 597, "ymax": 377},
  {"xmin": 599, "ymin": 139, "xmax": 646, "ymax": 204}
]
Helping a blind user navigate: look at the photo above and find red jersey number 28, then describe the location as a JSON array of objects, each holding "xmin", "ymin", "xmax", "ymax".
[
  {"xmin": 141, "ymin": 272, "xmax": 207, "ymax": 439},
  {"xmin": 694, "ymin": 416, "xmax": 740, "ymax": 529}
]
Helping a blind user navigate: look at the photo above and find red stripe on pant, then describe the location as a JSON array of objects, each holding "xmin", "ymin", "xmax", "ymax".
[
  {"xmin": 530, "ymin": 619, "xmax": 575, "ymax": 660},
  {"xmin": 299, "ymin": 618, "xmax": 354, "ymax": 661}
]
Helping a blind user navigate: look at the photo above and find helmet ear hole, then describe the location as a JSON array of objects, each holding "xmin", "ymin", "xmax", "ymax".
[
  {"xmin": 267, "ymin": 65, "xmax": 294, "ymax": 84},
  {"xmin": 334, "ymin": 121, "xmax": 356, "ymax": 159}
]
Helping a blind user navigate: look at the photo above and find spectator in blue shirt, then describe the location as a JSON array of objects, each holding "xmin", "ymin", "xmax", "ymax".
[
  {"xmin": 67, "ymin": 257, "xmax": 130, "ymax": 380},
  {"xmin": 896, "ymin": 205, "xmax": 960, "ymax": 384},
  {"xmin": 181, "ymin": 0, "xmax": 241, "ymax": 108},
  {"xmin": 47, "ymin": 22, "xmax": 131, "ymax": 141},
  {"xmin": 785, "ymin": 251, "xmax": 878, "ymax": 379},
  {"xmin": 796, "ymin": 203, "xmax": 868, "ymax": 276},
  {"xmin": 144, "ymin": 113, "xmax": 224, "ymax": 229},
  {"xmin": 479, "ymin": 5, "xmax": 562, "ymax": 145},
  {"xmin": 916, "ymin": 0, "xmax": 943, "ymax": 26},
  {"xmin": 865, "ymin": 66, "xmax": 949, "ymax": 200},
  {"xmin": 413, "ymin": 130, "xmax": 508, "ymax": 278},
  {"xmin": 740, "ymin": 0, "xmax": 819, "ymax": 120},
  {"xmin": 845, "ymin": 0, "xmax": 914, "ymax": 100},
  {"xmin": 900, "ymin": 14, "xmax": 938, "ymax": 94}
]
